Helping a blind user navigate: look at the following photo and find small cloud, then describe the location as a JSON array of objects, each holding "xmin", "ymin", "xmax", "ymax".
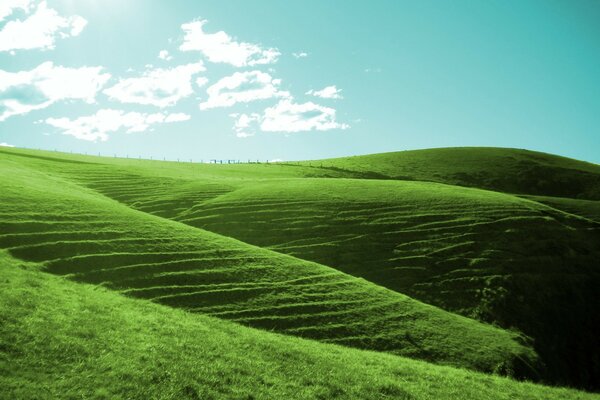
[
  {"xmin": 44, "ymin": 109, "xmax": 191, "ymax": 141},
  {"xmin": 230, "ymin": 99, "xmax": 349, "ymax": 136},
  {"xmin": 0, "ymin": 1, "xmax": 87, "ymax": 52},
  {"xmin": 103, "ymin": 62, "xmax": 205, "ymax": 108},
  {"xmin": 306, "ymin": 85, "xmax": 343, "ymax": 99},
  {"xmin": 0, "ymin": 142, "xmax": 15, "ymax": 147},
  {"xmin": 364, "ymin": 67, "xmax": 382, "ymax": 73},
  {"xmin": 230, "ymin": 112, "xmax": 260, "ymax": 137},
  {"xmin": 200, "ymin": 70, "xmax": 290, "ymax": 110},
  {"xmin": 270, "ymin": 158, "xmax": 283, "ymax": 163},
  {"xmin": 180, "ymin": 19, "xmax": 280, "ymax": 67},
  {"xmin": 158, "ymin": 49, "xmax": 172, "ymax": 61},
  {"xmin": 261, "ymin": 99, "xmax": 349, "ymax": 133},
  {"xmin": 0, "ymin": 61, "xmax": 111, "ymax": 121},
  {"xmin": 195, "ymin": 76, "xmax": 208, "ymax": 88},
  {"xmin": 164, "ymin": 112, "xmax": 190, "ymax": 123},
  {"xmin": 292, "ymin": 51, "xmax": 308, "ymax": 59}
]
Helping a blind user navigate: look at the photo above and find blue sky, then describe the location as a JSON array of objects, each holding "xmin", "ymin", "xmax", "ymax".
[{"xmin": 0, "ymin": 0, "xmax": 599, "ymax": 163}]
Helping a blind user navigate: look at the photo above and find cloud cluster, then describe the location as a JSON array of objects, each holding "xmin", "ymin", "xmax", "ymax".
[
  {"xmin": 0, "ymin": 0, "xmax": 32, "ymax": 22},
  {"xmin": 0, "ymin": 1, "xmax": 87, "ymax": 52},
  {"xmin": 200, "ymin": 70, "xmax": 289, "ymax": 110},
  {"xmin": 230, "ymin": 112, "xmax": 261, "ymax": 138},
  {"xmin": 0, "ymin": 61, "xmax": 111, "ymax": 121},
  {"xmin": 45, "ymin": 109, "xmax": 190, "ymax": 141},
  {"xmin": 103, "ymin": 62, "xmax": 205, "ymax": 108},
  {"xmin": 231, "ymin": 99, "xmax": 349, "ymax": 137},
  {"xmin": 306, "ymin": 85, "xmax": 343, "ymax": 99},
  {"xmin": 0, "ymin": 10, "xmax": 350, "ymax": 143},
  {"xmin": 180, "ymin": 20, "xmax": 280, "ymax": 67}
]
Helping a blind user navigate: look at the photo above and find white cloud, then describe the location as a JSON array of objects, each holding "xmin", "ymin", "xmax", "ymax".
[
  {"xmin": 0, "ymin": 1, "xmax": 87, "ymax": 52},
  {"xmin": 0, "ymin": 61, "xmax": 111, "ymax": 121},
  {"xmin": 164, "ymin": 112, "xmax": 190, "ymax": 123},
  {"xmin": 195, "ymin": 76, "xmax": 208, "ymax": 88},
  {"xmin": 158, "ymin": 50, "xmax": 172, "ymax": 61},
  {"xmin": 0, "ymin": 142, "xmax": 15, "ymax": 147},
  {"xmin": 44, "ymin": 109, "xmax": 191, "ymax": 141},
  {"xmin": 180, "ymin": 19, "xmax": 280, "ymax": 67},
  {"xmin": 0, "ymin": 0, "xmax": 32, "ymax": 22},
  {"xmin": 229, "ymin": 112, "xmax": 260, "ymax": 137},
  {"xmin": 230, "ymin": 99, "xmax": 349, "ymax": 136},
  {"xmin": 103, "ymin": 62, "xmax": 205, "ymax": 108},
  {"xmin": 261, "ymin": 100, "xmax": 349, "ymax": 133},
  {"xmin": 292, "ymin": 51, "xmax": 308, "ymax": 59},
  {"xmin": 200, "ymin": 70, "xmax": 289, "ymax": 110},
  {"xmin": 306, "ymin": 85, "xmax": 343, "ymax": 99}
]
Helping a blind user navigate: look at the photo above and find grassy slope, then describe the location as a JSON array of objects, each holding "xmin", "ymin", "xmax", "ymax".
[
  {"xmin": 299, "ymin": 147, "xmax": 600, "ymax": 200},
  {"xmin": 176, "ymin": 178, "xmax": 600, "ymax": 389},
  {"xmin": 520, "ymin": 195, "xmax": 600, "ymax": 223},
  {"xmin": 1, "ymin": 252, "xmax": 597, "ymax": 400},
  {"xmin": 0, "ymin": 153, "xmax": 538, "ymax": 376},
  {"xmin": 2, "ymin": 147, "xmax": 599, "ymax": 389}
]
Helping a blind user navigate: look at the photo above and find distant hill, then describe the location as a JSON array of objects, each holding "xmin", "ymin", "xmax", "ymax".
[{"xmin": 300, "ymin": 147, "xmax": 600, "ymax": 200}]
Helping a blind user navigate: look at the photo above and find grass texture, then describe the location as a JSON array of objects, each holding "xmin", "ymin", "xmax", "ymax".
[{"xmin": 1, "ymin": 251, "xmax": 596, "ymax": 400}]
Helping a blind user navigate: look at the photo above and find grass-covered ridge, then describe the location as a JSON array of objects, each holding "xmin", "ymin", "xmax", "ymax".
[
  {"xmin": 1, "ymin": 146, "xmax": 598, "ymax": 393},
  {"xmin": 0, "ymin": 153, "xmax": 538, "ymax": 376},
  {"xmin": 174, "ymin": 177, "xmax": 600, "ymax": 389},
  {"xmin": 300, "ymin": 147, "xmax": 600, "ymax": 200},
  {"xmin": 1, "ymin": 251, "xmax": 596, "ymax": 400}
]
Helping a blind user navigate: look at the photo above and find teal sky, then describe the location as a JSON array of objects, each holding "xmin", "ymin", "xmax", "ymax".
[{"xmin": 1, "ymin": 0, "xmax": 599, "ymax": 163}]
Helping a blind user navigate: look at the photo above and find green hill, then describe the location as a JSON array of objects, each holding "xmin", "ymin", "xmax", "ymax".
[
  {"xmin": 1, "ymin": 251, "xmax": 595, "ymax": 400},
  {"xmin": 174, "ymin": 178, "xmax": 600, "ymax": 389},
  {"xmin": 1, "ymin": 146, "xmax": 598, "ymax": 393},
  {"xmin": 300, "ymin": 147, "xmax": 600, "ymax": 200},
  {"xmin": 0, "ymin": 150, "xmax": 537, "ymax": 376}
]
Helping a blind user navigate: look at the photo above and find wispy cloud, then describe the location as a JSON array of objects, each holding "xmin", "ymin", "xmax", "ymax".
[
  {"xmin": 200, "ymin": 70, "xmax": 289, "ymax": 110},
  {"xmin": 0, "ymin": 0, "xmax": 32, "ymax": 22},
  {"xmin": 229, "ymin": 112, "xmax": 261, "ymax": 138},
  {"xmin": 231, "ymin": 99, "xmax": 349, "ymax": 136},
  {"xmin": 262, "ymin": 100, "xmax": 349, "ymax": 132},
  {"xmin": 103, "ymin": 62, "xmax": 205, "ymax": 108},
  {"xmin": 0, "ymin": 1, "xmax": 87, "ymax": 52},
  {"xmin": 180, "ymin": 19, "xmax": 280, "ymax": 67},
  {"xmin": 45, "ymin": 109, "xmax": 190, "ymax": 141},
  {"xmin": 0, "ymin": 61, "xmax": 110, "ymax": 121},
  {"xmin": 306, "ymin": 85, "xmax": 343, "ymax": 99},
  {"xmin": 157, "ymin": 50, "xmax": 173, "ymax": 61},
  {"xmin": 292, "ymin": 51, "xmax": 308, "ymax": 59},
  {"xmin": 195, "ymin": 76, "xmax": 208, "ymax": 88}
]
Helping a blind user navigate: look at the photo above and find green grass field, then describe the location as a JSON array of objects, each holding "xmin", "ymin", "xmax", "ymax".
[
  {"xmin": 1, "ymin": 146, "xmax": 599, "ymax": 398},
  {"xmin": 2, "ymin": 251, "xmax": 596, "ymax": 400}
]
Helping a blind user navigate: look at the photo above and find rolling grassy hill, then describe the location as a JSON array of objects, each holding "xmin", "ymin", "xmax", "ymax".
[
  {"xmin": 172, "ymin": 178, "xmax": 600, "ymax": 389},
  {"xmin": 1, "ymin": 146, "xmax": 599, "ymax": 394},
  {"xmin": 0, "ymin": 151, "xmax": 538, "ymax": 376},
  {"xmin": 299, "ymin": 147, "xmax": 600, "ymax": 200},
  {"xmin": 1, "ymin": 251, "xmax": 596, "ymax": 400}
]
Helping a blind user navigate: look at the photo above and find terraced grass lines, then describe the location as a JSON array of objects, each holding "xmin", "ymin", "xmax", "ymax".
[
  {"xmin": 3, "ymin": 252, "xmax": 596, "ymax": 400},
  {"xmin": 1, "ymin": 146, "xmax": 599, "ymax": 389},
  {"xmin": 175, "ymin": 178, "xmax": 600, "ymax": 389},
  {"xmin": 0, "ymin": 156, "xmax": 538, "ymax": 375}
]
